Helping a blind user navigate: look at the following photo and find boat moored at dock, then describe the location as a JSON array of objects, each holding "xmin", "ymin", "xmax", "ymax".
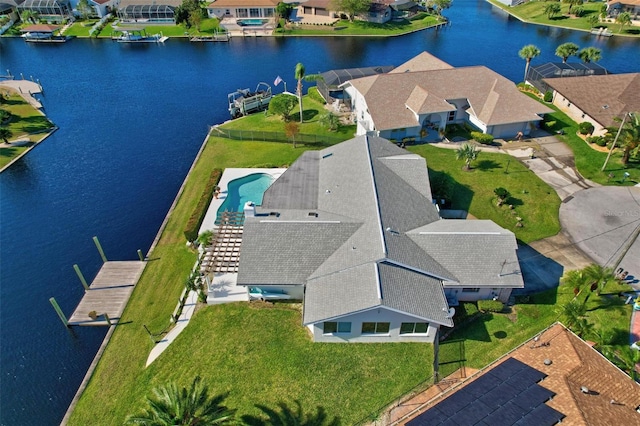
[
  {"xmin": 228, "ymin": 82, "xmax": 272, "ymax": 118},
  {"xmin": 21, "ymin": 24, "xmax": 69, "ymax": 43},
  {"xmin": 112, "ymin": 27, "xmax": 168, "ymax": 43}
]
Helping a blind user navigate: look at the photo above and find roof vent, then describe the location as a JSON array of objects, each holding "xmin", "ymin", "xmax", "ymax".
[
  {"xmin": 385, "ymin": 227, "xmax": 399, "ymax": 236},
  {"xmin": 602, "ymin": 104, "xmax": 609, "ymax": 109},
  {"xmin": 581, "ymin": 386, "xmax": 589, "ymax": 394},
  {"xmin": 325, "ymin": 189, "xmax": 331, "ymax": 194},
  {"xmin": 269, "ymin": 212, "xmax": 280, "ymax": 217},
  {"xmin": 322, "ymin": 153, "xmax": 333, "ymax": 159},
  {"xmin": 544, "ymin": 359, "xmax": 552, "ymax": 366},
  {"xmin": 308, "ymin": 212, "xmax": 318, "ymax": 217}
]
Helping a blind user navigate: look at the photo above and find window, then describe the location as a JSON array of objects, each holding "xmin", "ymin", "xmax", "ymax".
[
  {"xmin": 323, "ymin": 321, "xmax": 351, "ymax": 334},
  {"xmin": 448, "ymin": 111, "xmax": 455, "ymax": 121},
  {"xmin": 264, "ymin": 8, "xmax": 274, "ymax": 17},
  {"xmin": 400, "ymin": 322, "xmax": 429, "ymax": 334},
  {"xmin": 236, "ymin": 8, "xmax": 248, "ymax": 17},
  {"xmin": 362, "ymin": 322, "xmax": 390, "ymax": 334},
  {"xmin": 462, "ymin": 288, "xmax": 479, "ymax": 293},
  {"xmin": 249, "ymin": 7, "xmax": 260, "ymax": 17}
]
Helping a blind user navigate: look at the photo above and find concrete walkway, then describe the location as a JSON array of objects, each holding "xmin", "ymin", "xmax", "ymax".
[
  {"xmin": 146, "ymin": 290, "xmax": 198, "ymax": 367},
  {"xmin": 0, "ymin": 79, "xmax": 43, "ymax": 109}
]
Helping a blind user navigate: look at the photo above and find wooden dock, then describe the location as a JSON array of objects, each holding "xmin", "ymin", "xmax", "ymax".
[{"xmin": 67, "ymin": 261, "xmax": 145, "ymax": 326}]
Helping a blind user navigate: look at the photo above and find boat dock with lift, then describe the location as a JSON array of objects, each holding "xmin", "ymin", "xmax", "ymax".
[
  {"xmin": 21, "ymin": 24, "xmax": 70, "ymax": 43},
  {"xmin": 112, "ymin": 27, "xmax": 168, "ymax": 43}
]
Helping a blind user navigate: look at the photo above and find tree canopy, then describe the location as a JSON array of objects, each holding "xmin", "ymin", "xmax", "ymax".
[
  {"xmin": 578, "ymin": 46, "xmax": 601, "ymax": 63},
  {"xmin": 175, "ymin": 0, "xmax": 203, "ymax": 28},
  {"xmin": 518, "ymin": 44, "xmax": 541, "ymax": 82},
  {"xmin": 268, "ymin": 94, "xmax": 298, "ymax": 122},
  {"xmin": 555, "ymin": 42, "xmax": 579, "ymax": 63},
  {"xmin": 332, "ymin": 0, "xmax": 371, "ymax": 21}
]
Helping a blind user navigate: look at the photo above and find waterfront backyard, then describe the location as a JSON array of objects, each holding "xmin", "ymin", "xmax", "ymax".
[{"xmin": 67, "ymin": 90, "xmax": 636, "ymax": 424}]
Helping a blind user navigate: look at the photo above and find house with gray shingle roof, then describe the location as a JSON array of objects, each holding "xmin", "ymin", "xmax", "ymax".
[
  {"xmin": 342, "ymin": 52, "xmax": 552, "ymax": 142},
  {"xmin": 237, "ymin": 135, "xmax": 523, "ymax": 343}
]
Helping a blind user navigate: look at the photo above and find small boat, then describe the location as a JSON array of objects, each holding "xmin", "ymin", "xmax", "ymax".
[
  {"xmin": 228, "ymin": 82, "xmax": 272, "ymax": 118},
  {"xmin": 112, "ymin": 28, "xmax": 167, "ymax": 43},
  {"xmin": 590, "ymin": 27, "xmax": 613, "ymax": 37}
]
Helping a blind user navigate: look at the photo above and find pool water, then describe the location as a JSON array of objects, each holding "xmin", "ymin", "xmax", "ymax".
[
  {"xmin": 217, "ymin": 173, "xmax": 274, "ymax": 218},
  {"xmin": 237, "ymin": 19, "xmax": 268, "ymax": 26}
]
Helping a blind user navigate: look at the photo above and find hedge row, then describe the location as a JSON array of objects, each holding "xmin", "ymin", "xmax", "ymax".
[
  {"xmin": 184, "ymin": 168, "xmax": 222, "ymax": 242},
  {"xmin": 478, "ymin": 299, "xmax": 504, "ymax": 313}
]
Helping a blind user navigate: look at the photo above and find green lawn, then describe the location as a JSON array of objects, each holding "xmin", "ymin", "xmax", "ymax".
[
  {"xmin": 526, "ymin": 94, "xmax": 640, "ymax": 186},
  {"xmin": 409, "ymin": 144, "xmax": 561, "ymax": 243},
  {"xmin": 0, "ymin": 94, "xmax": 55, "ymax": 169},
  {"xmin": 488, "ymin": 0, "xmax": 639, "ymax": 37},
  {"xmin": 440, "ymin": 281, "xmax": 633, "ymax": 378},
  {"xmin": 276, "ymin": 13, "xmax": 445, "ymax": 36},
  {"xmin": 91, "ymin": 19, "xmax": 223, "ymax": 38}
]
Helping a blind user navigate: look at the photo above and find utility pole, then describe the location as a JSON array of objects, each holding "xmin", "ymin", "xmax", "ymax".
[{"xmin": 602, "ymin": 112, "xmax": 630, "ymax": 172}]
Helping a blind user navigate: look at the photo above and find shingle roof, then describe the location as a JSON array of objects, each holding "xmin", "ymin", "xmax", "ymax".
[
  {"xmin": 408, "ymin": 220, "xmax": 523, "ymax": 287},
  {"xmin": 346, "ymin": 66, "xmax": 552, "ymax": 131},
  {"xmin": 543, "ymin": 73, "xmax": 640, "ymax": 129},
  {"xmin": 239, "ymin": 136, "xmax": 521, "ymax": 325},
  {"xmin": 389, "ymin": 51, "xmax": 454, "ymax": 74}
]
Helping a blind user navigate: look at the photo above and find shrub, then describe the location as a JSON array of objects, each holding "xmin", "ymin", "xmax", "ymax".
[
  {"xmin": 578, "ymin": 121, "xmax": 595, "ymax": 135},
  {"xmin": 184, "ymin": 168, "xmax": 222, "ymax": 242},
  {"xmin": 545, "ymin": 120, "xmax": 556, "ymax": 130},
  {"xmin": 494, "ymin": 187, "xmax": 510, "ymax": 205},
  {"xmin": 470, "ymin": 131, "xmax": 494, "ymax": 145},
  {"xmin": 453, "ymin": 302, "xmax": 480, "ymax": 325},
  {"xmin": 587, "ymin": 135, "xmax": 606, "ymax": 146},
  {"xmin": 307, "ymin": 87, "xmax": 326, "ymax": 104},
  {"xmin": 543, "ymin": 90, "xmax": 553, "ymax": 102},
  {"xmin": 478, "ymin": 299, "xmax": 504, "ymax": 313},
  {"xmin": 268, "ymin": 94, "xmax": 298, "ymax": 121}
]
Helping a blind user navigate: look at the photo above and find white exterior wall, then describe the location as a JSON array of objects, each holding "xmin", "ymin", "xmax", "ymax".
[
  {"xmin": 345, "ymin": 85, "xmax": 375, "ymax": 136},
  {"xmin": 207, "ymin": 7, "xmax": 274, "ymax": 19},
  {"xmin": 552, "ymin": 91, "xmax": 606, "ymax": 136},
  {"xmin": 488, "ymin": 122, "xmax": 532, "ymax": 139},
  {"xmin": 468, "ymin": 114, "xmax": 489, "ymax": 134},
  {"xmin": 309, "ymin": 307, "xmax": 441, "ymax": 343},
  {"xmin": 445, "ymin": 287, "xmax": 512, "ymax": 304}
]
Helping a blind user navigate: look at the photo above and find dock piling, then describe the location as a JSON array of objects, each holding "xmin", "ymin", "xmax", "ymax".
[
  {"xmin": 49, "ymin": 297, "xmax": 69, "ymax": 327},
  {"xmin": 93, "ymin": 236, "xmax": 108, "ymax": 263},
  {"xmin": 137, "ymin": 249, "xmax": 144, "ymax": 261},
  {"xmin": 73, "ymin": 264, "xmax": 90, "ymax": 291}
]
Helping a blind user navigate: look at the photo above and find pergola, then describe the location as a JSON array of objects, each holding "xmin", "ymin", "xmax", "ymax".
[{"xmin": 18, "ymin": 0, "xmax": 72, "ymax": 21}]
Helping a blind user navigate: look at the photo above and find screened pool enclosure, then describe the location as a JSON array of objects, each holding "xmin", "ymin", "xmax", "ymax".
[{"xmin": 18, "ymin": 0, "xmax": 72, "ymax": 22}]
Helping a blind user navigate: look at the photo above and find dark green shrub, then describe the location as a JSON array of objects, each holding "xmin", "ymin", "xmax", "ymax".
[
  {"xmin": 453, "ymin": 302, "xmax": 480, "ymax": 325},
  {"xmin": 307, "ymin": 87, "xmax": 326, "ymax": 104},
  {"xmin": 587, "ymin": 135, "xmax": 606, "ymax": 147},
  {"xmin": 471, "ymin": 131, "xmax": 494, "ymax": 145},
  {"xmin": 478, "ymin": 299, "xmax": 504, "ymax": 313},
  {"xmin": 543, "ymin": 91, "xmax": 553, "ymax": 102},
  {"xmin": 545, "ymin": 120, "xmax": 556, "ymax": 130},
  {"xmin": 184, "ymin": 168, "xmax": 222, "ymax": 242},
  {"xmin": 578, "ymin": 121, "xmax": 595, "ymax": 135}
]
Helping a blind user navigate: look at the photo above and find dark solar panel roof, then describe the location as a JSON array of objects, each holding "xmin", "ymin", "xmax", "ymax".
[{"xmin": 406, "ymin": 357, "xmax": 565, "ymax": 426}]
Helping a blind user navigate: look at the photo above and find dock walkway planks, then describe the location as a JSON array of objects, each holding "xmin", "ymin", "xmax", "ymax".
[{"xmin": 68, "ymin": 261, "xmax": 145, "ymax": 326}]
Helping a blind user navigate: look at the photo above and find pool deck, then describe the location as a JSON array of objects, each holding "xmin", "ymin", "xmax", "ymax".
[{"xmin": 198, "ymin": 168, "xmax": 286, "ymax": 235}]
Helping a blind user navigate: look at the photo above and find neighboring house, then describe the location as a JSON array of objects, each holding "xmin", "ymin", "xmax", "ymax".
[
  {"xmin": 86, "ymin": 0, "xmax": 115, "ymax": 17},
  {"xmin": 296, "ymin": 0, "xmax": 338, "ymax": 24},
  {"xmin": 116, "ymin": 0, "xmax": 180, "ymax": 23},
  {"xmin": 237, "ymin": 135, "xmax": 524, "ymax": 343},
  {"xmin": 543, "ymin": 73, "xmax": 640, "ymax": 137},
  {"xmin": 206, "ymin": 0, "xmax": 278, "ymax": 20},
  {"xmin": 404, "ymin": 323, "xmax": 640, "ymax": 425},
  {"xmin": 342, "ymin": 52, "xmax": 552, "ymax": 140},
  {"xmin": 18, "ymin": 0, "xmax": 73, "ymax": 22},
  {"xmin": 525, "ymin": 62, "xmax": 610, "ymax": 94},
  {"xmin": 364, "ymin": 0, "xmax": 392, "ymax": 24},
  {"xmin": 607, "ymin": 0, "xmax": 640, "ymax": 18}
]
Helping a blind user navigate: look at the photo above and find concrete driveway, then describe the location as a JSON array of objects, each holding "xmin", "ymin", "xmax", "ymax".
[{"xmin": 560, "ymin": 186, "xmax": 640, "ymax": 278}]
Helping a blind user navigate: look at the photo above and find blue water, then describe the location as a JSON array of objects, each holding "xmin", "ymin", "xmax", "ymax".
[
  {"xmin": 218, "ymin": 173, "xmax": 274, "ymax": 214},
  {"xmin": 0, "ymin": 1, "xmax": 638, "ymax": 424}
]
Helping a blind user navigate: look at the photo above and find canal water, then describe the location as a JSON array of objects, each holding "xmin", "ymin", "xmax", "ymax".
[{"xmin": 0, "ymin": 1, "xmax": 638, "ymax": 424}]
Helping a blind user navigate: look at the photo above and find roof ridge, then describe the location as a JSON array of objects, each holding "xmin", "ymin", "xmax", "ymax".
[{"xmin": 365, "ymin": 136, "xmax": 388, "ymax": 257}]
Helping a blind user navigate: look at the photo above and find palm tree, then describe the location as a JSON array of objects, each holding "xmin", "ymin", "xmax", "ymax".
[
  {"xmin": 603, "ymin": 345, "xmax": 640, "ymax": 380},
  {"xmin": 455, "ymin": 143, "xmax": 479, "ymax": 171},
  {"xmin": 518, "ymin": 44, "xmax": 540, "ymax": 83},
  {"xmin": 616, "ymin": 11, "xmax": 632, "ymax": 33},
  {"xmin": 583, "ymin": 263, "xmax": 616, "ymax": 296},
  {"xmin": 567, "ymin": 0, "xmax": 582, "ymax": 14},
  {"xmin": 543, "ymin": 2, "xmax": 561, "ymax": 19},
  {"xmin": 294, "ymin": 62, "xmax": 305, "ymax": 123},
  {"xmin": 555, "ymin": 42, "xmax": 579, "ymax": 63},
  {"xmin": 578, "ymin": 47, "xmax": 602, "ymax": 63},
  {"xmin": 20, "ymin": 10, "xmax": 39, "ymax": 24},
  {"xmin": 125, "ymin": 376, "xmax": 236, "ymax": 425},
  {"xmin": 558, "ymin": 299, "xmax": 587, "ymax": 329},
  {"xmin": 0, "ymin": 127, "xmax": 13, "ymax": 143},
  {"xmin": 605, "ymin": 112, "xmax": 640, "ymax": 165},
  {"xmin": 241, "ymin": 400, "xmax": 340, "ymax": 426}
]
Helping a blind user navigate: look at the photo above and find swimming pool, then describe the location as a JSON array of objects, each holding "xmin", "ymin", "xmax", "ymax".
[
  {"xmin": 217, "ymin": 173, "xmax": 274, "ymax": 218},
  {"xmin": 236, "ymin": 19, "xmax": 268, "ymax": 26}
]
